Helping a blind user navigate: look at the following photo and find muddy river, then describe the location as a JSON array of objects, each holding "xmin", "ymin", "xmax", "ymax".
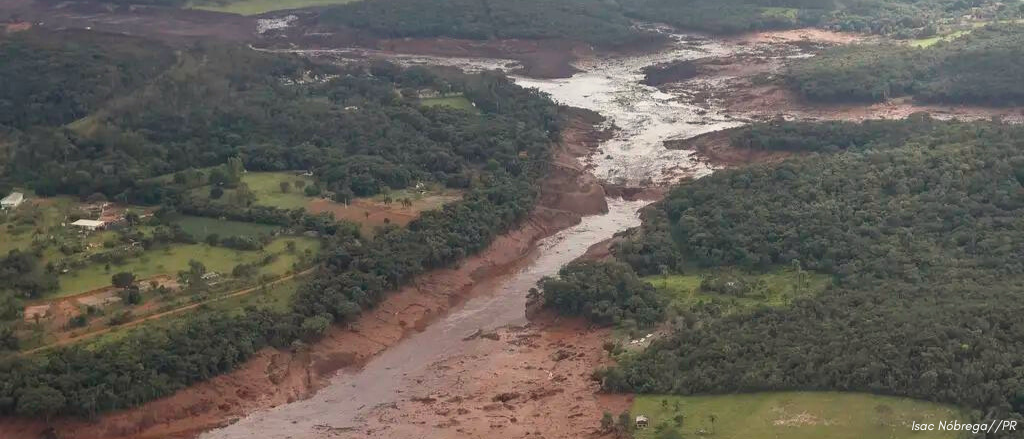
[{"xmin": 202, "ymin": 31, "xmax": 751, "ymax": 439}]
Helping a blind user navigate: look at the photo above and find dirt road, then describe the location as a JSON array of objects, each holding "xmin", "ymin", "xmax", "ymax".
[{"xmin": 22, "ymin": 269, "xmax": 315, "ymax": 355}]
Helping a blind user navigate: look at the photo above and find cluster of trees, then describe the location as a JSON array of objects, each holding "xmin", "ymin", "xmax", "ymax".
[
  {"xmin": 318, "ymin": 0, "xmax": 662, "ymax": 49},
  {"xmin": 0, "ymin": 28, "xmax": 563, "ymax": 418},
  {"xmin": 787, "ymin": 25, "xmax": 1024, "ymax": 105},
  {"xmin": 0, "ymin": 30, "xmax": 174, "ymax": 129},
  {"xmin": 316, "ymin": 0, "xmax": 1008, "ymax": 40},
  {"xmin": 3, "ymin": 29, "xmax": 553, "ymax": 204},
  {"xmin": 605, "ymin": 119, "xmax": 1024, "ymax": 430},
  {"xmin": 536, "ymin": 261, "xmax": 664, "ymax": 327},
  {"xmin": 727, "ymin": 114, "xmax": 941, "ymax": 153}
]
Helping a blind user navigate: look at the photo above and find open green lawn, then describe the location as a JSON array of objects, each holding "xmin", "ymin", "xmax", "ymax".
[
  {"xmin": 632, "ymin": 392, "xmax": 967, "ymax": 439},
  {"xmin": 211, "ymin": 277, "xmax": 301, "ymax": 314},
  {"xmin": 185, "ymin": 172, "xmax": 316, "ymax": 210},
  {"xmin": 170, "ymin": 215, "xmax": 279, "ymax": 239},
  {"xmin": 0, "ymin": 196, "xmax": 74, "ymax": 254},
  {"xmin": 420, "ymin": 95, "xmax": 478, "ymax": 113},
  {"xmin": 644, "ymin": 267, "xmax": 831, "ymax": 314},
  {"xmin": 909, "ymin": 20, "xmax": 1024, "ymax": 47},
  {"xmin": 760, "ymin": 7, "xmax": 798, "ymax": 20},
  {"xmin": 55, "ymin": 237, "xmax": 318, "ymax": 297},
  {"xmin": 188, "ymin": 0, "xmax": 361, "ymax": 16},
  {"xmin": 240, "ymin": 172, "xmax": 317, "ymax": 209},
  {"xmin": 909, "ymin": 30, "xmax": 971, "ymax": 47}
]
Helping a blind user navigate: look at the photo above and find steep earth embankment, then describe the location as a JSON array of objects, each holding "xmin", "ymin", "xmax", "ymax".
[{"xmin": 0, "ymin": 112, "xmax": 608, "ymax": 439}]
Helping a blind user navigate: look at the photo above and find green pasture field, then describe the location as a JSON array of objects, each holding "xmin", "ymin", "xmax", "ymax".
[
  {"xmin": 632, "ymin": 392, "xmax": 968, "ymax": 439},
  {"xmin": 55, "ymin": 237, "xmax": 318, "ymax": 297}
]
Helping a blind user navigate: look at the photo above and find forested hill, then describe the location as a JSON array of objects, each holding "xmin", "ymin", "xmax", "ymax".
[
  {"xmin": 787, "ymin": 25, "xmax": 1024, "ymax": 105},
  {"xmin": 316, "ymin": 0, "xmax": 1012, "ymax": 41},
  {"xmin": 0, "ymin": 28, "xmax": 557, "ymax": 201},
  {"xmin": 0, "ymin": 28, "xmax": 562, "ymax": 419},
  {"xmin": 606, "ymin": 118, "xmax": 1024, "ymax": 429}
]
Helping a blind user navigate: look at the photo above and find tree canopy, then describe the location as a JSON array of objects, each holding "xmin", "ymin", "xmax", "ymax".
[{"xmin": 606, "ymin": 118, "xmax": 1024, "ymax": 430}]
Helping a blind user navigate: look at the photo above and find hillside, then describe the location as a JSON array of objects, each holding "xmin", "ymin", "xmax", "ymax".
[
  {"xmin": 600, "ymin": 118, "xmax": 1024, "ymax": 430},
  {"xmin": 786, "ymin": 25, "xmax": 1024, "ymax": 105},
  {"xmin": 0, "ymin": 28, "xmax": 561, "ymax": 419}
]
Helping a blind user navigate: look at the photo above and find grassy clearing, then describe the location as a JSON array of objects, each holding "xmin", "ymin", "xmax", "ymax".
[
  {"xmin": 240, "ymin": 172, "xmax": 317, "ymax": 209},
  {"xmin": 632, "ymin": 392, "xmax": 967, "ymax": 439},
  {"xmin": 909, "ymin": 30, "xmax": 971, "ymax": 47},
  {"xmin": 55, "ymin": 237, "xmax": 318, "ymax": 297},
  {"xmin": 0, "ymin": 196, "xmax": 74, "ymax": 254},
  {"xmin": 908, "ymin": 20, "xmax": 1024, "ymax": 47},
  {"xmin": 210, "ymin": 277, "xmax": 301, "ymax": 314},
  {"xmin": 170, "ymin": 215, "xmax": 279, "ymax": 239},
  {"xmin": 188, "ymin": 0, "xmax": 361, "ymax": 16},
  {"xmin": 186, "ymin": 171, "xmax": 315, "ymax": 210},
  {"xmin": 644, "ymin": 267, "xmax": 831, "ymax": 314},
  {"xmin": 420, "ymin": 95, "xmax": 478, "ymax": 112},
  {"xmin": 761, "ymin": 7, "xmax": 798, "ymax": 20}
]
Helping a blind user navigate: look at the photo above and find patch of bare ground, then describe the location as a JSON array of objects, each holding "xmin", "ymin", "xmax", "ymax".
[
  {"xmin": 351, "ymin": 314, "xmax": 631, "ymax": 439},
  {"xmin": 0, "ymin": 109, "xmax": 608, "ymax": 439},
  {"xmin": 664, "ymin": 128, "xmax": 793, "ymax": 168}
]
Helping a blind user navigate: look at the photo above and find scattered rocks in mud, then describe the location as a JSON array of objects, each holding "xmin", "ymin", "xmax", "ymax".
[
  {"xmin": 641, "ymin": 60, "xmax": 699, "ymax": 86},
  {"xmin": 550, "ymin": 349, "xmax": 573, "ymax": 361},
  {"xmin": 492, "ymin": 392, "xmax": 521, "ymax": 403},
  {"xmin": 463, "ymin": 329, "xmax": 483, "ymax": 341},
  {"xmin": 463, "ymin": 328, "xmax": 501, "ymax": 341}
]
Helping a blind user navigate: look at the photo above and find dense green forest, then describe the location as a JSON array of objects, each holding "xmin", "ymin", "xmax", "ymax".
[
  {"xmin": 0, "ymin": 29, "xmax": 561, "ymax": 418},
  {"xmin": 316, "ymin": 0, "xmax": 1012, "ymax": 41},
  {"xmin": 787, "ymin": 25, "xmax": 1024, "ymax": 105},
  {"xmin": 317, "ymin": 0, "xmax": 662, "ymax": 48},
  {"xmin": 603, "ymin": 118, "xmax": 1024, "ymax": 430}
]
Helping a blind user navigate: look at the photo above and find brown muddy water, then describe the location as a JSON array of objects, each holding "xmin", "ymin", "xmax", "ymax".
[{"xmin": 202, "ymin": 29, "xmax": 770, "ymax": 439}]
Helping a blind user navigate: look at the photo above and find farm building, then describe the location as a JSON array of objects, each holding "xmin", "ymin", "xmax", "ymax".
[
  {"xmin": 1, "ymin": 192, "xmax": 24, "ymax": 210},
  {"xmin": 635, "ymin": 415, "xmax": 649, "ymax": 429},
  {"xmin": 70, "ymin": 219, "xmax": 106, "ymax": 231}
]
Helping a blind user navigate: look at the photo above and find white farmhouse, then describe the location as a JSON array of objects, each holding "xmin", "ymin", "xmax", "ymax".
[
  {"xmin": 1, "ymin": 192, "xmax": 24, "ymax": 210},
  {"xmin": 70, "ymin": 219, "xmax": 106, "ymax": 231}
]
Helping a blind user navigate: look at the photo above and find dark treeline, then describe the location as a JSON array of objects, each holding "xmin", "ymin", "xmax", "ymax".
[
  {"xmin": 0, "ymin": 29, "xmax": 562, "ymax": 419},
  {"xmin": 604, "ymin": 119, "xmax": 1024, "ymax": 431},
  {"xmin": 316, "ymin": 0, "xmax": 1008, "ymax": 42},
  {"xmin": 0, "ymin": 30, "xmax": 174, "ymax": 129},
  {"xmin": 318, "ymin": 0, "xmax": 662, "ymax": 49},
  {"xmin": 726, "ymin": 114, "xmax": 941, "ymax": 153},
  {"xmin": 787, "ymin": 25, "xmax": 1024, "ymax": 105}
]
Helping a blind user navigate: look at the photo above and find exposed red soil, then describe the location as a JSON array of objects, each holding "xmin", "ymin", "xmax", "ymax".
[
  {"xmin": 725, "ymin": 28, "xmax": 866, "ymax": 45},
  {"xmin": 0, "ymin": 111, "xmax": 608, "ymax": 439},
  {"xmin": 305, "ymin": 193, "xmax": 462, "ymax": 230},
  {"xmin": 350, "ymin": 314, "xmax": 631, "ymax": 439},
  {"xmin": 664, "ymin": 128, "xmax": 793, "ymax": 168}
]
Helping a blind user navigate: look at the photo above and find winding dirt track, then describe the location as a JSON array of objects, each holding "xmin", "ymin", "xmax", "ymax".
[{"xmin": 22, "ymin": 269, "xmax": 315, "ymax": 355}]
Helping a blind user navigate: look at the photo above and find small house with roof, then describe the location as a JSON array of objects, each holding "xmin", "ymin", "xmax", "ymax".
[{"xmin": 1, "ymin": 192, "xmax": 24, "ymax": 210}]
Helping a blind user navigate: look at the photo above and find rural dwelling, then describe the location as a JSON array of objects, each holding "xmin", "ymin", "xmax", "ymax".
[
  {"xmin": 636, "ymin": 415, "xmax": 649, "ymax": 429},
  {"xmin": 1, "ymin": 192, "xmax": 24, "ymax": 210},
  {"xmin": 70, "ymin": 219, "xmax": 106, "ymax": 231}
]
